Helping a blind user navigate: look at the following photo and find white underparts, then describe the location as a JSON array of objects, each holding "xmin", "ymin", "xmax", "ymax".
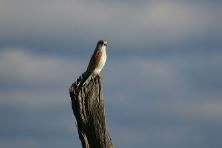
[{"xmin": 94, "ymin": 46, "xmax": 106, "ymax": 74}]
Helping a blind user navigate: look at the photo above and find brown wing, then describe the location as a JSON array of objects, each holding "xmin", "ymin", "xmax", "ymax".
[{"xmin": 87, "ymin": 48, "xmax": 102, "ymax": 72}]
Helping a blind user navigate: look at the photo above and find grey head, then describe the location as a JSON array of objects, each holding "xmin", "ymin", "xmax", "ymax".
[{"xmin": 96, "ymin": 40, "xmax": 108, "ymax": 48}]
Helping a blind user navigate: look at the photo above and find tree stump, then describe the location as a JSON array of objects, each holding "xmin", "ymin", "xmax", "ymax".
[{"xmin": 69, "ymin": 72, "xmax": 113, "ymax": 148}]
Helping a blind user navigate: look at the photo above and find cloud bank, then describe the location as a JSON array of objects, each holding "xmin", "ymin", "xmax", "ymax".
[{"xmin": 0, "ymin": 0, "xmax": 222, "ymax": 148}]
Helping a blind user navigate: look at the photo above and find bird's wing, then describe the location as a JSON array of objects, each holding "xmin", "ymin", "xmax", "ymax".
[{"xmin": 87, "ymin": 49, "xmax": 102, "ymax": 72}]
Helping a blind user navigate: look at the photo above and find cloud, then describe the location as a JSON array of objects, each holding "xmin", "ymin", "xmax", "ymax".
[
  {"xmin": 0, "ymin": 49, "xmax": 86, "ymax": 108},
  {"xmin": 0, "ymin": 1, "xmax": 222, "ymax": 146},
  {"xmin": 0, "ymin": 0, "xmax": 221, "ymax": 51},
  {"xmin": 104, "ymin": 53, "xmax": 222, "ymax": 127},
  {"xmin": 1, "ymin": 47, "xmax": 222, "ymax": 147},
  {"xmin": 0, "ymin": 49, "xmax": 85, "ymax": 87},
  {"xmin": 1, "ymin": 48, "xmax": 222, "ymax": 120}
]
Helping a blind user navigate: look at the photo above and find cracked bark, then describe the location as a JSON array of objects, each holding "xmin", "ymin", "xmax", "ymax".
[{"xmin": 69, "ymin": 73, "xmax": 113, "ymax": 148}]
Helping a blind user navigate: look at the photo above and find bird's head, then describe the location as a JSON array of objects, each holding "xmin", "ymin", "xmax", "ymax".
[{"xmin": 96, "ymin": 40, "xmax": 107, "ymax": 49}]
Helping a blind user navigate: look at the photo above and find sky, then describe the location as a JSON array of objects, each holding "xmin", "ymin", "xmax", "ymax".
[{"xmin": 0, "ymin": 0, "xmax": 222, "ymax": 148}]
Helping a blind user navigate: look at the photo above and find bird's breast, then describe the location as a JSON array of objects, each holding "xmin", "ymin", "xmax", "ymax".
[{"xmin": 94, "ymin": 48, "xmax": 106, "ymax": 74}]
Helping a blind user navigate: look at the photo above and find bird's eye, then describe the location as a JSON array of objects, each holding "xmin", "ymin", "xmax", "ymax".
[
  {"xmin": 98, "ymin": 41, "xmax": 103, "ymax": 45},
  {"xmin": 104, "ymin": 43, "xmax": 107, "ymax": 46}
]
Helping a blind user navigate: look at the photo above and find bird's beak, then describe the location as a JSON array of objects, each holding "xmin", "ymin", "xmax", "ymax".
[{"xmin": 104, "ymin": 41, "xmax": 108, "ymax": 46}]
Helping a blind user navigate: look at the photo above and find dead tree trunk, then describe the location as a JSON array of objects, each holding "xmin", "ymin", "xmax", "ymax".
[{"xmin": 69, "ymin": 73, "xmax": 113, "ymax": 148}]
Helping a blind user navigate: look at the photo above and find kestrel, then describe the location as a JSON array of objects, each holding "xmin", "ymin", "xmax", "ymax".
[{"xmin": 78, "ymin": 40, "xmax": 107, "ymax": 88}]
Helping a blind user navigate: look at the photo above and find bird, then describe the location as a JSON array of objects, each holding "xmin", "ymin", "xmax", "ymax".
[{"xmin": 77, "ymin": 40, "xmax": 107, "ymax": 89}]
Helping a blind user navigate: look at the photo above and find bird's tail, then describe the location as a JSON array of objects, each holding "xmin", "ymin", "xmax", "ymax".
[{"xmin": 77, "ymin": 71, "xmax": 93, "ymax": 91}]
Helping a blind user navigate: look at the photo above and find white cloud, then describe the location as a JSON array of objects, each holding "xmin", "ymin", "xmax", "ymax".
[
  {"xmin": 0, "ymin": 47, "xmax": 222, "ymax": 148},
  {"xmin": 1, "ymin": 49, "xmax": 222, "ymax": 122},
  {"xmin": 104, "ymin": 54, "xmax": 222, "ymax": 124},
  {"xmin": 0, "ymin": 1, "xmax": 221, "ymax": 147},
  {"xmin": 0, "ymin": 49, "xmax": 86, "ymax": 107},
  {"xmin": 0, "ymin": 49, "xmax": 85, "ymax": 86},
  {"xmin": 0, "ymin": 1, "xmax": 221, "ymax": 47}
]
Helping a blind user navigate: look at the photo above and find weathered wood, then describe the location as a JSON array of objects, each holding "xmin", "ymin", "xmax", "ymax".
[{"xmin": 69, "ymin": 73, "xmax": 113, "ymax": 148}]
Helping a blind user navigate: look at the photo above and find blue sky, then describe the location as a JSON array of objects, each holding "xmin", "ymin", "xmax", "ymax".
[{"xmin": 0, "ymin": 0, "xmax": 222, "ymax": 148}]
